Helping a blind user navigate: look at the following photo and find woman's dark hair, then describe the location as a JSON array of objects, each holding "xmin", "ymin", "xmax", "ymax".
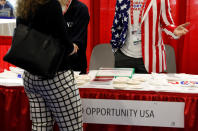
[{"xmin": 16, "ymin": 0, "xmax": 49, "ymax": 19}]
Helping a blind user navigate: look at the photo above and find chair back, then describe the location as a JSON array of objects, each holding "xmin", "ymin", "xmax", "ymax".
[
  {"xmin": 165, "ymin": 45, "xmax": 176, "ymax": 73},
  {"xmin": 89, "ymin": 44, "xmax": 115, "ymax": 70}
]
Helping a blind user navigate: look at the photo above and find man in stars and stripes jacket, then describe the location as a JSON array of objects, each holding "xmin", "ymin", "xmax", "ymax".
[{"xmin": 111, "ymin": 0, "xmax": 189, "ymax": 73}]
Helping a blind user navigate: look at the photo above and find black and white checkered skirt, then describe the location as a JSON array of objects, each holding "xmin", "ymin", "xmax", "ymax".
[{"xmin": 23, "ymin": 70, "xmax": 83, "ymax": 131}]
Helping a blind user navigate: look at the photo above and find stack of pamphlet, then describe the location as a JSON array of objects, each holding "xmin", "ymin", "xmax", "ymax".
[{"xmin": 90, "ymin": 68, "xmax": 135, "ymax": 85}]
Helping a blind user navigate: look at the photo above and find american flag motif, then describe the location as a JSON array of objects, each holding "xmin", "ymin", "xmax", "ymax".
[
  {"xmin": 111, "ymin": 0, "xmax": 178, "ymax": 73},
  {"xmin": 62, "ymin": 0, "xmax": 72, "ymax": 14}
]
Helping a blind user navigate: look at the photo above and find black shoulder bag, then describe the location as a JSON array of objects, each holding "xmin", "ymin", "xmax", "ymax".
[{"xmin": 3, "ymin": 24, "xmax": 66, "ymax": 78}]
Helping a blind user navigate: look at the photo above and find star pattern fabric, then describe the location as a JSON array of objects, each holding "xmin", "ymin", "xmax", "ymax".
[{"xmin": 111, "ymin": 0, "xmax": 130, "ymax": 50}]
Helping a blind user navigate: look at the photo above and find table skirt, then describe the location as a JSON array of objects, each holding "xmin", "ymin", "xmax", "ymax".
[{"xmin": 0, "ymin": 86, "xmax": 198, "ymax": 131}]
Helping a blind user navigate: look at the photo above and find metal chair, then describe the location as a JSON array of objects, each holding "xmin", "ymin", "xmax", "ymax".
[{"xmin": 89, "ymin": 44, "xmax": 115, "ymax": 70}]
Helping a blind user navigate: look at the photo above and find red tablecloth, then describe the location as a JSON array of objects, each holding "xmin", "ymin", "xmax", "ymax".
[
  {"xmin": 0, "ymin": 86, "xmax": 198, "ymax": 131},
  {"xmin": 0, "ymin": 36, "xmax": 13, "ymax": 72}
]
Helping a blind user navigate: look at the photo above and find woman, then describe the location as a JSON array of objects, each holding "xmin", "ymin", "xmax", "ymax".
[
  {"xmin": 16, "ymin": 0, "xmax": 82, "ymax": 130},
  {"xmin": 60, "ymin": 0, "xmax": 90, "ymax": 75}
]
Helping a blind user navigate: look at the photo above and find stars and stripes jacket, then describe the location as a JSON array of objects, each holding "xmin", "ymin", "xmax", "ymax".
[{"xmin": 111, "ymin": 0, "xmax": 178, "ymax": 73}]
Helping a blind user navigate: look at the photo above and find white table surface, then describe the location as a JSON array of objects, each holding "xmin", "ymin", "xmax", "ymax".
[
  {"xmin": 1, "ymin": 69, "xmax": 198, "ymax": 94},
  {"xmin": 0, "ymin": 19, "xmax": 16, "ymax": 36},
  {"xmin": 79, "ymin": 71, "xmax": 198, "ymax": 94}
]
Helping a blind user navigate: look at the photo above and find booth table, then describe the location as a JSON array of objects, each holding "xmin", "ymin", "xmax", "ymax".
[{"xmin": 0, "ymin": 75, "xmax": 198, "ymax": 131}]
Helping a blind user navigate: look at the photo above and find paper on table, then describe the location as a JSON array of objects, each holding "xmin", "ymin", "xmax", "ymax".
[
  {"xmin": 0, "ymin": 79, "xmax": 23, "ymax": 86},
  {"xmin": 96, "ymin": 68, "xmax": 134, "ymax": 78},
  {"xmin": 0, "ymin": 69, "xmax": 18, "ymax": 79}
]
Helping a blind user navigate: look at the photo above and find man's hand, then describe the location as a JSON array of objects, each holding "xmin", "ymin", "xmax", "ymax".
[
  {"xmin": 69, "ymin": 43, "xmax": 79, "ymax": 56},
  {"xmin": 173, "ymin": 22, "xmax": 190, "ymax": 37}
]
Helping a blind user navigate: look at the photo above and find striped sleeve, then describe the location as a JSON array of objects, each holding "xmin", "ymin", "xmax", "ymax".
[{"xmin": 160, "ymin": 0, "xmax": 178, "ymax": 39}]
